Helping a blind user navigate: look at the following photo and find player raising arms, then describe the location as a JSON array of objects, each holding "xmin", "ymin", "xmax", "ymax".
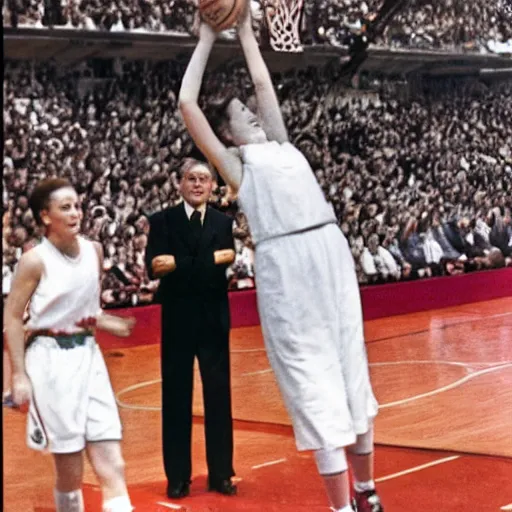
[
  {"xmin": 178, "ymin": 9, "xmax": 383, "ymax": 512},
  {"xmin": 4, "ymin": 178, "xmax": 135, "ymax": 512}
]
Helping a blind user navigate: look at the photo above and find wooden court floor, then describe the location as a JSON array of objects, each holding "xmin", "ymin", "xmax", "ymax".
[{"xmin": 3, "ymin": 297, "xmax": 512, "ymax": 511}]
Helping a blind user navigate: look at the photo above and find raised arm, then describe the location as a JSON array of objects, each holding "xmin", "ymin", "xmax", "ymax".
[
  {"xmin": 179, "ymin": 23, "xmax": 243, "ymax": 191},
  {"xmin": 237, "ymin": 9, "xmax": 288, "ymax": 143}
]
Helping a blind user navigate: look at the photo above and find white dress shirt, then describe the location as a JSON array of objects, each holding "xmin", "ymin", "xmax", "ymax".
[{"xmin": 183, "ymin": 200, "xmax": 206, "ymax": 224}]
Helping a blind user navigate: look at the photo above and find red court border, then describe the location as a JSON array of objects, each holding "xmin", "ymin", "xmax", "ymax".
[{"xmin": 107, "ymin": 268, "xmax": 512, "ymax": 334}]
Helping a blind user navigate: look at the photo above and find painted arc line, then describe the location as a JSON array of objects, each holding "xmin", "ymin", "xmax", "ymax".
[
  {"xmin": 115, "ymin": 362, "xmax": 512, "ymax": 411},
  {"xmin": 116, "ymin": 378, "xmax": 161, "ymax": 410},
  {"xmin": 241, "ymin": 359, "xmax": 512, "ymax": 378},
  {"xmin": 375, "ymin": 455, "xmax": 461, "ymax": 483},
  {"xmin": 380, "ymin": 363, "xmax": 512, "ymax": 408},
  {"xmin": 371, "ymin": 360, "xmax": 470, "ymax": 368},
  {"xmin": 252, "ymin": 458, "xmax": 287, "ymax": 470}
]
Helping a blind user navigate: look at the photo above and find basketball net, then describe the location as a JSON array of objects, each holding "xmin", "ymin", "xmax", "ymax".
[{"xmin": 264, "ymin": 0, "xmax": 304, "ymax": 52}]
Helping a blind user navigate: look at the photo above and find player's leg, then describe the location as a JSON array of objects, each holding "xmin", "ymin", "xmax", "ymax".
[
  {"xmin": 24, "ymin": 338, "xmax": 89, "ymax": 511},
  {"xmin": 255, "ymin": 230, "xmax": 355, "ymax": 512},
  {"xmin": 86, "ymin": 441, "xmax": 132, "ymax": 512},
  {"xmin": 314, "ymin": 447, "xmax": 353, "ymax": 512},
  {"xmin": 347, "ymin": 426, "xmax": 374, "ymax": 485},
  {"xmin": 85, "ymin": 344, "xmax": 131, "ymax": 511},
  {"xmin": 347, "ymin": 426, "xmax": 384, "ymax": 511},
  {"xmin": 52, "ymin": 451, "xmax": 85, "ymax": 512},
  {"xmin": 333, "ymin": 231, "xmax": 382, "ymax": 511}
]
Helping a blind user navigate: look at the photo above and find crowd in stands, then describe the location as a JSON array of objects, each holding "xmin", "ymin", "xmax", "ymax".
[
  {"xmin": 3, "ymin": 0, "xmax": 512, "ymax": 54},
  {"xmin": 304, "ymin": 0, "xmax": 512, "ymax": 54},
  {"xmin": 3, "ymin": 59, "xmax": 512, "ymax": 306}
]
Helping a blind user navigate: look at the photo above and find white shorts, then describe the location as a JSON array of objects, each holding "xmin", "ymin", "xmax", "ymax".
[
  {"xmin": 255, "ymin": 224, "xmax": 379, "ymax": 451},
  {"xmin": 25, "ymin": 336, "xmax": 122, "ymax": 454}
]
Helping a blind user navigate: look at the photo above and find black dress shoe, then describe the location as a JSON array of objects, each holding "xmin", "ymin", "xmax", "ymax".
[
  {"xmin": 167, "ymin": 481, "xmax": 190, "ymax": 499},
  {"xmin": 207, "ymin": 478, "xmax": 237, "ymax": 496}
]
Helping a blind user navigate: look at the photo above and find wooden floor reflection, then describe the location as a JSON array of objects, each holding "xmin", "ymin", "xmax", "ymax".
[
  {"xmin": 3, "ymin": 297, "xmax": 512, "ymax": 511},
  {"xmin": 113, "ymin": 297, "xmax": 512, "ymax": 457}
]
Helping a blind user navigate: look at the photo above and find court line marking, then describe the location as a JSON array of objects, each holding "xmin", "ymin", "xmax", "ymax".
[
  {"xmin": 380, "ymin": 363, "xmax": 512, "ymax": 408},
  {"xmin": 242, "ymin": 368, "xmax": 273, "ymax": 376},
  {"xmin": 155, "ymin": 502, "xmax": 186, "ymax": 510},
  {"xmin": 116, "ymin": 362, "xmax": 512, "ymax": 411},
  {"xmin": 116, "ymin": 379, "xmax": 161, "ymax": 411},
  {"xmin": 252, "ymin": 458, "xmax": 287, "ymax": 470},
  {"xmin": 375, "ymin": 455, "xmax": 461, "ymax": 483},
  {"xmin": 501, "ymin": 503, "xmax": 512, "ymax": 510},
  {"xmin": 232, "ymin": 348, "xmax": 266, "ymax": 353},
  {"xmin": 242, "ymin": 359, "xmax": 512, "ymax": 378}
]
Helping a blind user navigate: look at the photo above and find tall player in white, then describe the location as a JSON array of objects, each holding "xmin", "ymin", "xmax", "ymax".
[
  {"xmin": 178, "ymin": 8, "xmax": 384, "ymax": 512},
  {"xmin": 4, "ymin": 178, "xmax": 135, "ymax": 512}
]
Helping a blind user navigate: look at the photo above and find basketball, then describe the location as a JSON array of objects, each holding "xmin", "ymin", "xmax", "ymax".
[{"xmin": 199, "ymin": 0, "xmax": 247, "ymax": 32}]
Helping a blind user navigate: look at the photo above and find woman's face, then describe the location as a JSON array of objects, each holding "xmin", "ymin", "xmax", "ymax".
[
  {"xmin": 40, "ymin": 187, "xmax": 82, "ymax": 238},
  {"xmin": 226, "ymin": 99, "xmax": 267, "ymax": 146}
]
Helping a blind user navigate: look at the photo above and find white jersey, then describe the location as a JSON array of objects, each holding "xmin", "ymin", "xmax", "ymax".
[
  {"xmin": 26, "ymin": 236, "xmax": 101, "ymax": 332},
  {"xmin": 23, "ymin": 236, "xmax": 122, "ymax": 453},
  {"xmin": 238, "ymin": 141, "xmax": 336, "ymax": 245},
  {"xmin": 236, "ymin": 140, "xmax": 378, "ymax": 451}
]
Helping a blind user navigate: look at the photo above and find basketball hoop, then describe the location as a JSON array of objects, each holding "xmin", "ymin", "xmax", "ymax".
[{"xmin": 263, "ymin": 0, "xmax": 304, "ymax": 52}]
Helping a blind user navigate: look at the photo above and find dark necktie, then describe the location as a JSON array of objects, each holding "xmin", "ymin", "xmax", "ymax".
[
  {"xmin": 190, "ymin": 210, "xmax": 202, "ymax": 230},
  {"xmin": 190, "ymin": 210, "xmax": 202, "ymax": 253}
]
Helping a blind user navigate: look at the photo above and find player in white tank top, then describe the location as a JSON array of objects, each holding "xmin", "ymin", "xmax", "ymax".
[
  {"xmin": 178, "ymin": 11, "xmax": 383, "ymax": 512},
  {"xmin": 4, "ymin": 178, "xmax": 135, "ymax": 512}
]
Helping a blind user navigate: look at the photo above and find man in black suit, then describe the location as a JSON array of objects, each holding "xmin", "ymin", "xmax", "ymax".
[{"xmin": 145, "ymin": 158, "xmax": 237, "ymax": 499}]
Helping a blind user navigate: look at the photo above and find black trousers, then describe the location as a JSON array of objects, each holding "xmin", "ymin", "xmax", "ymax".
[{"xmin": 160, "ymin": 303, "xmax": 234, "ymax": 485}]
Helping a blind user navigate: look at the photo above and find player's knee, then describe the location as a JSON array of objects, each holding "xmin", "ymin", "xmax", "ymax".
[
  {"xmin": 54, "ymin": 453, "xmax": 84, "ymax": 491},
  {"xmin": 105, "ymin": 454, "xmax": 126, "ymax": 480},
  {"xmin": 92, "ymin": 448, "xmax": 126, "ymax": 482},
  {"xmin": 314, "ymin": 446, "xmax": 348, "ymax": 475},
  {"xmin": 55, "ymin": 473, "xmax": 83, "ymax": 493},
  {"xmin": 347, "ymin": 426, "xmax": 374, "ymax": 455}
]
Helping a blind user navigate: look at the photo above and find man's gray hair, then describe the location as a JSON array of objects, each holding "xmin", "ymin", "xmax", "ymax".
[{"xmin": 178, "ymin": 158, "xmax": 217, "ymax": 181}]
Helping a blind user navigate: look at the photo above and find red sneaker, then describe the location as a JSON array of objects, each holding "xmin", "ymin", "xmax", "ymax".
[{"xmin": 353, "ymin": 489, "xmax": 384, "ymax": 512}]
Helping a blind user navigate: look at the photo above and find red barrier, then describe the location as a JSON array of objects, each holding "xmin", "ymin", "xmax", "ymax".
[{"xmin": 98, "ymin": 268, "xmax": 512, "ymax": 348}]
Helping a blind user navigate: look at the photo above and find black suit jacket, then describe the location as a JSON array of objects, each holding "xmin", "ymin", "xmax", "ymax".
[{"xmin": 145, "ymin": 202, "xmax": 235, "ymax": 340}]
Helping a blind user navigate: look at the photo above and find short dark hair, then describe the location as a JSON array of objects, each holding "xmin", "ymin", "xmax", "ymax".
[
  {"xmin": 204, "ymin": 95, "xmax": 237, "ymax": 146},
  {"xmin": 29, "ymin": 177, "xmax": 74, "ymax": 226}
]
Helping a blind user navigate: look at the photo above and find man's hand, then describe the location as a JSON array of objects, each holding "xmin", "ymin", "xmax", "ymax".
[
  {"xmin": 97, "ymin": 314, "xmax": 136, "ymax": 338},
  {"xmin": 214, "ymin": 249, "xmax": 236, "ymax": 265},
  {"xmin": 12, "ymin": 372, "xmax": 32, "ymax": 408},
  {"xmin": 152, "ymin": 255, "xmax": 177, "ymax": 278}
]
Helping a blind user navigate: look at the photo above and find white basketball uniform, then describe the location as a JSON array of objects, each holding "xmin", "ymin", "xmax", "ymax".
[
  {"xmin": 238, "ymin": 141, "xmax": 379, "ymax": 451},
  {"xmin": 24, "ymin": 236, "xmax": 122, "ymax": 453}
]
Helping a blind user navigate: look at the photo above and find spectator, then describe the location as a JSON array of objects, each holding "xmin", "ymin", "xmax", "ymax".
[{"xmin": 3, "ymin": 59, "xmax": 512, "ymax": 305}]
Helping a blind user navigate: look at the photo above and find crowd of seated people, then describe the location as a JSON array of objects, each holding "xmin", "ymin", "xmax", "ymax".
[
  {"xmin": 303, "ymin": 0, "xmax": 512, "ymax": 54},
  {"xmin": 3, "ymin": 59, "xmax": 511, "ymax": 306},
  {"xmin": 3, "ymin": 0, "xmax": 512, "ymax": 55}
]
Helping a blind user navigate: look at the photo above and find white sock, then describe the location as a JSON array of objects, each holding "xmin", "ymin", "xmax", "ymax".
[
  {"xmin": 354, "ymin": 479, "xmax": 375, "ymax": 493},
  {"xmin": 103, "ymin": 495, "xmax": 133, "ymax": 512},
  {"xmin": 330, "ymin": 505, "xmax": 353, "ymax": 512},
  {"xmin": 53, "ymin": 489, "xmax": 84, "ymax": 512}
]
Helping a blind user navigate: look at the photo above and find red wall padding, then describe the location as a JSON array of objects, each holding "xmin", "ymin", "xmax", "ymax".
[{"xmin": 97, "ymin": 268, "xmax": 512, "ymax": 348}]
